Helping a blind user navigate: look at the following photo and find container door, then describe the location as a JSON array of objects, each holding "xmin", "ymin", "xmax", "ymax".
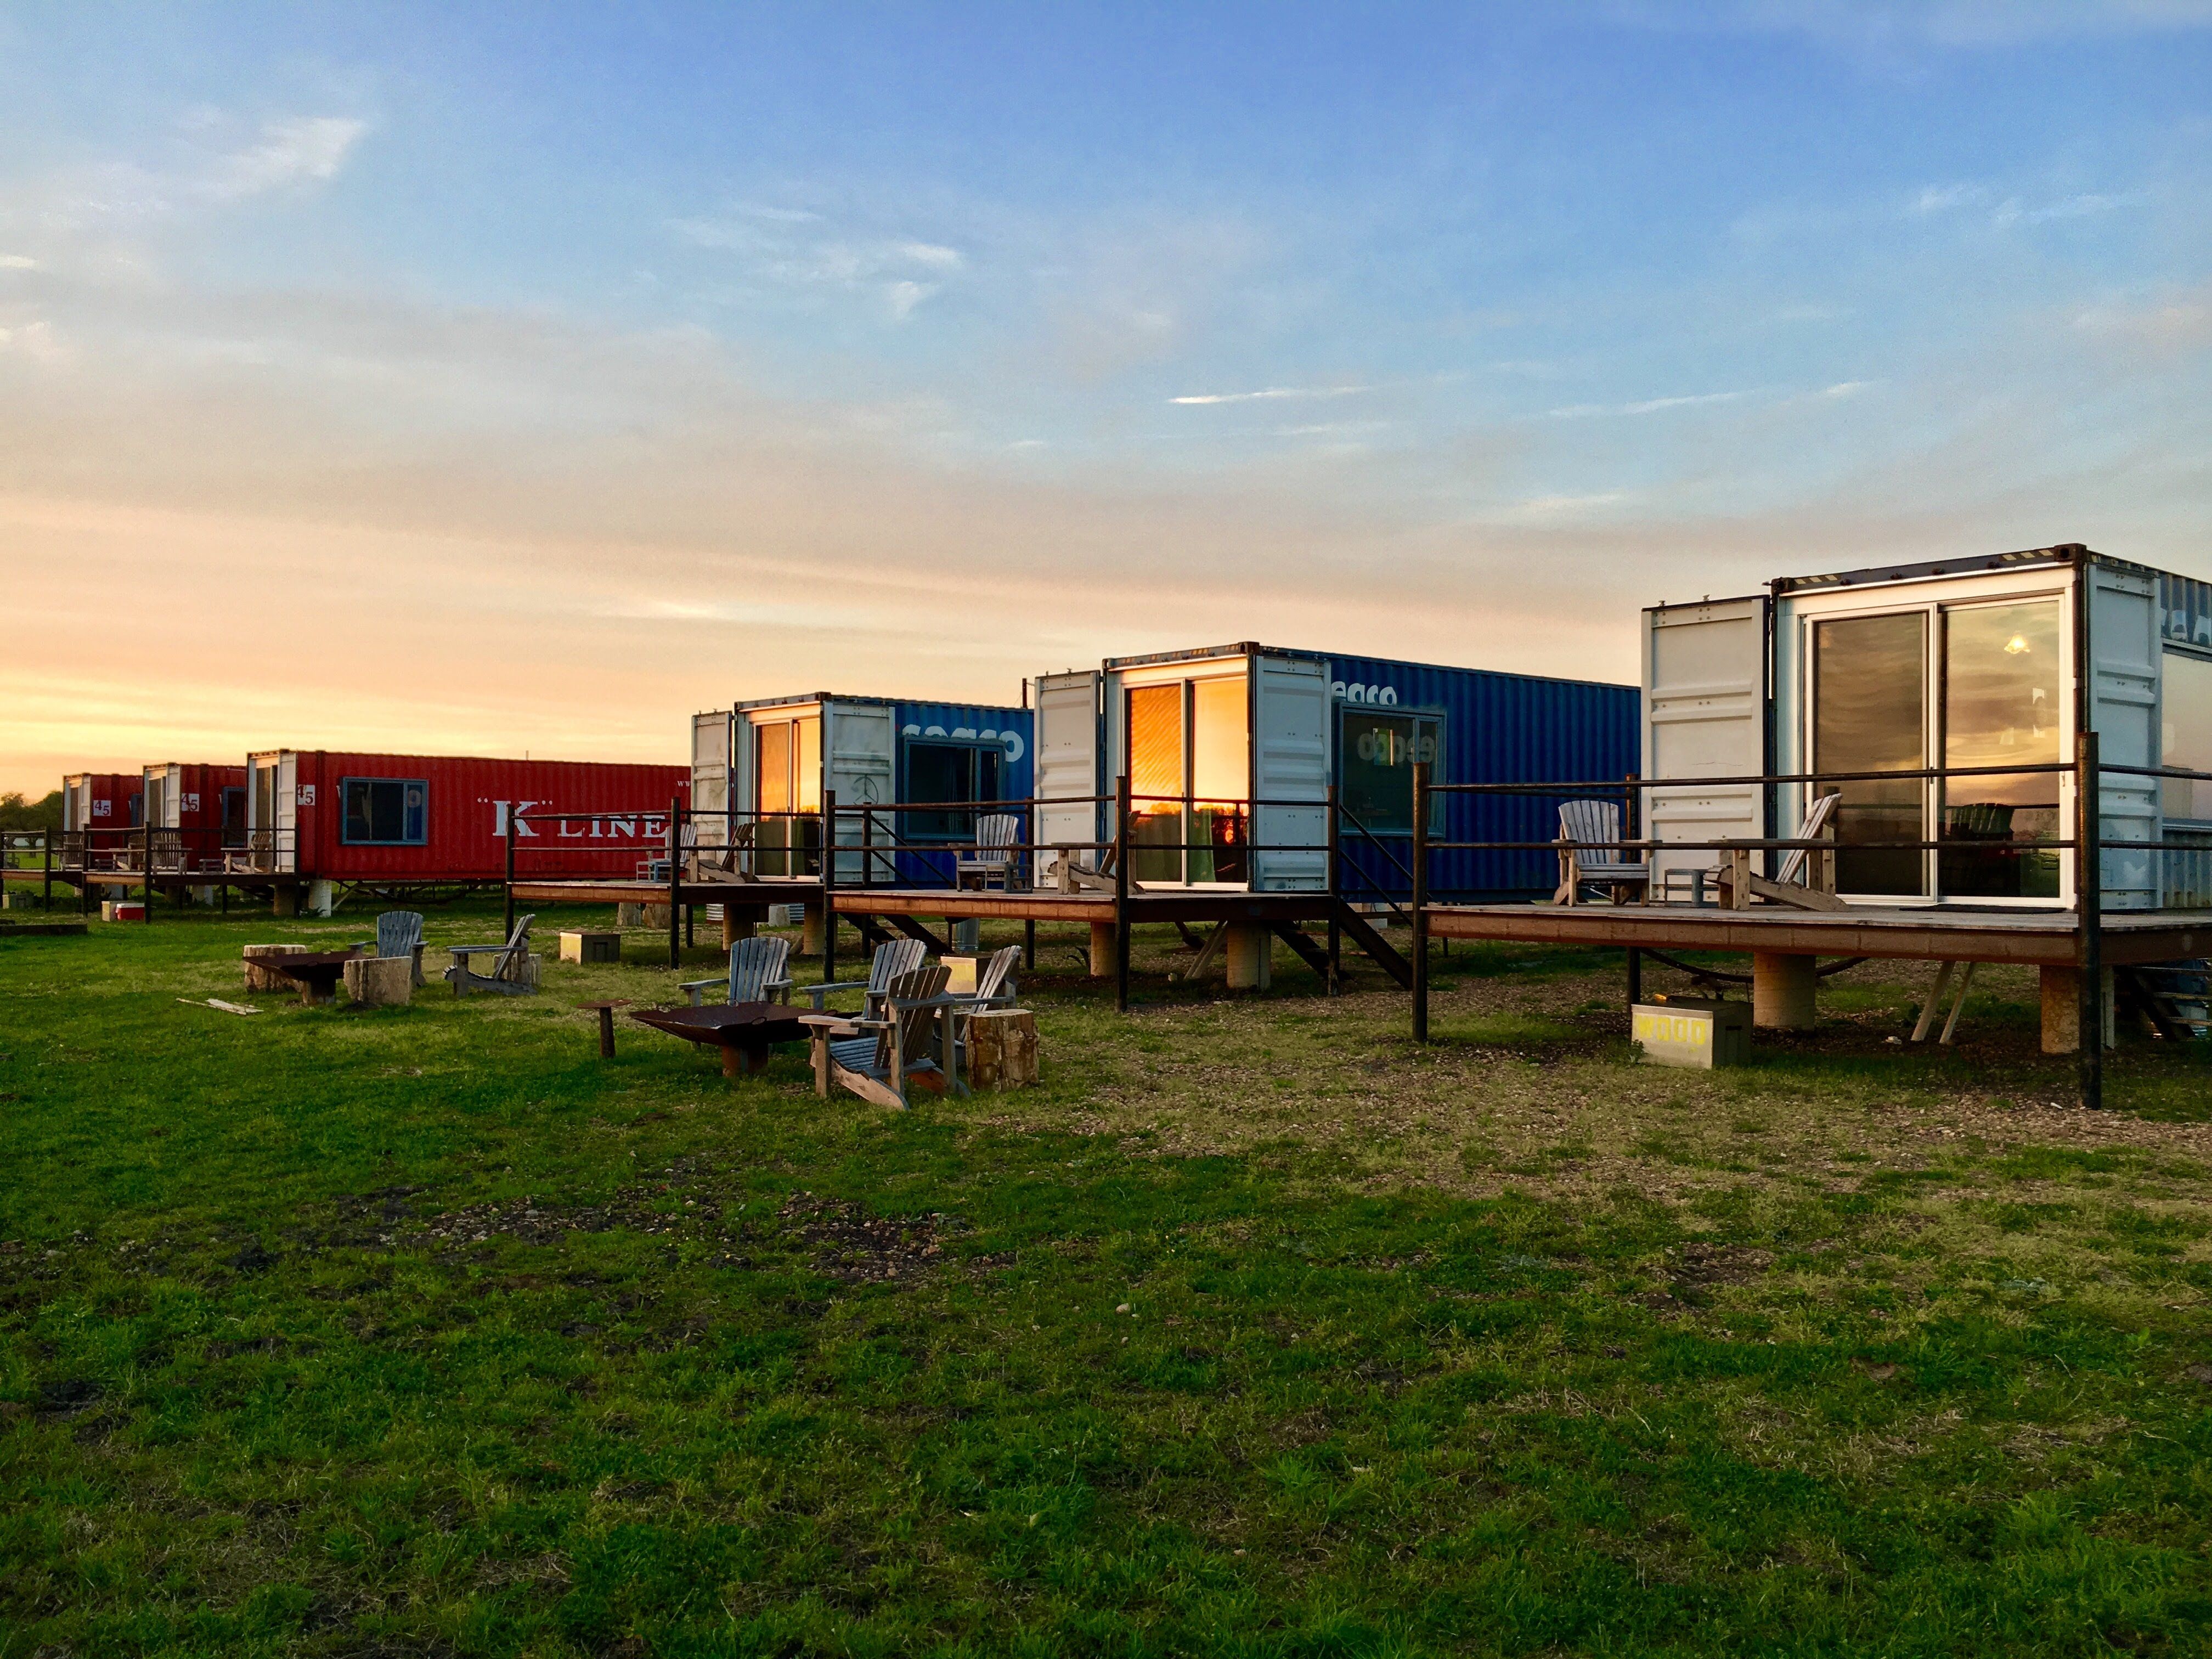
[
  {"xmin": 1252, "ymin": 655, "xmax": 1328, "ymax": 890},
  {"xmin": 2088, "ymin": 562, "xmax": 2162, "ymax": 910},
  {"xmin": 1035, "ymin": 671, "xmax": 1103, "ymax": 871},
  {"xmin": 825, "ymin": 701, "xmax": 895, "ymax": 882},
  {"xmin": 1645, "ymin": 597, "xmax": 1768, "ymax": 891},
  {"xmin": 691, "ymin": 711, "xmax": 731, "ymax": 849},
  {"xmin": 276, "ymin": 753, "xmax": 299, "ymax": 873}
]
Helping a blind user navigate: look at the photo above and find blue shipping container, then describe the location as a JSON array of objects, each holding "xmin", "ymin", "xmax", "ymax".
[{"xmin": 1046, "ymin": 644, "xmax": 1637, "ymax": 901}]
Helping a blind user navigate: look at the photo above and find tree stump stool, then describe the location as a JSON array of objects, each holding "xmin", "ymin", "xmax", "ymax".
[
  {"xmin": 968, "ymin": 1008, "xmax": 1039, "ymax": 1090},
  {"xmin": 244, "ymin": 943, "xmax": 311, "ymax": 991},
  {"xmin": 344, "ymin": 956, "xmax": 415, "ymax": 1008}
]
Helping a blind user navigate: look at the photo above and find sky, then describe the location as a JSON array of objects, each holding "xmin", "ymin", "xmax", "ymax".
[{"xmin": 2, "ymin": 1, "xmax": 2208, "ymax": 794}]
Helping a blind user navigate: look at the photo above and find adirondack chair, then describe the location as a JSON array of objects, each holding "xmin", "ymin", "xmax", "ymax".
[
  {"xmin": 1045, "ymin": 842, "xmax": 1116, "ymax": 894},
  {"xmin": 354, "ymin": 910, "xmax": 427, "ymax": 986},
  {"xmin": 445, "ymin": 913, "xmax": 537, "ymax": 996},
  {"xmin": 956, "ymin": 814, "xmax": 1022, "ymax": 890},
  {"xmin": 802, "ymin": 964, "xmax": 960, "ymax": 1109},
  {"xmin": 679, "ymin": 933, "xmax": 794, "ymax": 1007},
  {"xmin": 804, "ymin": 937, "xmax": 928, "ymax": 1020},
  {"xmin": 1666, "ymin": 792, "xmax": 1845, "ymax": 911},
  {"xmin": 947, "ymin": 943, "xmax": 1022, "ymax": 1058},
  {"xmin": 1553, "ymin": 800, "xmax": 1651, "ymax": 906},
  {"xmin": 687, "ymin": 821, "xmax": 759, "ymax": 884}
]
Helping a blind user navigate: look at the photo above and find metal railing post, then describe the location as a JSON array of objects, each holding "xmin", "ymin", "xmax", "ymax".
[
  {"xmin": 821, "ymin": 792, "xmax": 837, "ymax": 981},
  {"xmin": 1412, "ymin": 761, "xmax": 1429, "ymax": 1042},
  {"xmin": 667, "ymin": 795, "xmax": 682, "ymax": 970},
  {"xmin": 2076, "ymin": 731, "xmax": 2103, "ymax": 1109},
  {"xmin": 503, "ymin": 810, "xmax": 517, "ymax": 944},
  {"xmin": 1114, "ymin": 776, "xmax": 1131, "ymax": 1015},
  {"xmin": 143, "ymin": 817, "xmax": 154, "ymax": 922},
  {"xmin": 42, "ymin": 832, "xmax": 52, "ymax": 911},
  {"xmin": 1623, "ymin": 769, "xmax": 1642, "ymax": 1007},
  {"xmin": 1325, "ymin": 785, "xmax": 1342, "ymax": 995}
]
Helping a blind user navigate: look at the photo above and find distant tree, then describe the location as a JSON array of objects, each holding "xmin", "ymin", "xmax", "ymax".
[{"xmin": 0, "ymin": 790, "xmax": 64, "ymax": 831}]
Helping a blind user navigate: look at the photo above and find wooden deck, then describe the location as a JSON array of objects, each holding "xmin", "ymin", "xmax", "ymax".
[
  {"xmin": 1423, "ymin": 900, "xmax": 2212, "ymax": 968},
  {"xmin": 837, "ymin": 886, "xmax": 1351, "ymax": 926},
  {"xmin": 508, "ymin": 878, "xmax": 823, "ymax": 909},
  {"xmin": 16, "ymin": 868, "xmax": 311, "ymax": 890}
]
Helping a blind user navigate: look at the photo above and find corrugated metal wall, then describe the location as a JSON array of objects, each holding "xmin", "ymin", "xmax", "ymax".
[
  {"xmin": 887, "ymin": 701, "xmax": 1034, "ymax": 885},
  {"xmin": 1324, "ymin": 652, "xmax": 1640, "ymax": 901},
  {"xmin": 284, "ymin": 754, "xmax": 691, "ymax": 883}
]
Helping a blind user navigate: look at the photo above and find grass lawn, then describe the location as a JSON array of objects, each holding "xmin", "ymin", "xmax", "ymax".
[{"xmin": 3, "ymin": 900, "xmax": 2210, "ymax": 1657}]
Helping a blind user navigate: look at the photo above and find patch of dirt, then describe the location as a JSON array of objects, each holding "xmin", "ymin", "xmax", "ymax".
[
  {"xmin": 1669, "ymin": 1243, "xmax": 1774, "ymax": 1286},
  {"xmin": 777, "ymin": 1191, "xmax": 1008, "ymax": 1284}
]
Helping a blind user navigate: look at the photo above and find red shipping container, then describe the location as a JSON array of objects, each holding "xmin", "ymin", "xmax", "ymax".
[
  {"xmin": 143, "ymin": 762, "xmax": 249, "ymax": 873},
  {"xmin": 63, "ymin": 772, "xmax": 144, "ymax": 867},
  {"xmin": 242, "ymin": 751, "xmax": 691, "ymax": 885}
]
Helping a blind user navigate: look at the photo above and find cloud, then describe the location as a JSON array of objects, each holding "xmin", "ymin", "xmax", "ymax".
[
  {"xmin": 0, "ymin": 112, "xmax": 370, "ymax": 241},
  {"xmin": 885, "ymin": 279, "xmax": 939, "ymax": 320},
  {"xmin": 1821, "ymin": 380, "xmax": 1874, "ymax": 398},
  {"xmin": 1615, "ymin": 0, "xmax": 2212, "ymax": 48},
  {"xmin": 1547, "ymin": 390, "xmax": 1748, "ymax": 418},
  {"xmin": 1993, "ymin": 189, "xmax": 2153, "ymax": 226},
  {"xmin": 670, "ymin": 203, "xmax": 965, "ymax": 320},
  {"xmin": 199, "ymin": 116, "xmax": 368, "ymax": 202},
  {"xmin": 0, "ymin": 254, "xmax": 40, "ymax": 270},
  {"xmin": 1514, "ymin": 490, "xmax": 1630, "ymax": 517},
  {"xmin": 2074, "ymin": 283, "xmax": 2212, "ymax": 348},
  {"xmin": 1912, "ymin": 182, "xmax": 1988, "ymax": 215},
  {"xmin": 1914, "ymin": 180, "xmax": 2152, "ymax": 227},
  {"xmin": 1170, "ymin": 385, "xmax": 1372, "ymax": 405}
]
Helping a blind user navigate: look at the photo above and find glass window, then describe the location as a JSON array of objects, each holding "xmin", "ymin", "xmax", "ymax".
[
  {"xmin": 222, "ymin": 787, "xmax": 247, "ymax": 848},
  {"xmin": 795, "ymin": 716, "xmax": 822, "ymax": 813},
  {"xmin": 1190, "ymin": 675, "xmax": 1249, "ymax": 883},
  {"xmin": 1126, "ymin": 684, "xmax": 1185, "ymax": 883},
  {"xmin": 1814, "ymin": 612, "xmax": 1926, "ymax": 896},
  {"xmin": 904, "ymin": 741, "xmax": 1003, "ymax": 839},
  {"xmin": 340, "ymin": 778, "xmax": 428, "ymax": 845},
  {"xmin": 1941, "ymin": 600, "xmax": 2062, "ymax": 897},
  {"xmin": 753, "ymin": 715, "xmax": 821, "ymax": 876},
  {"xmin": 2165, "ymin": 651, "xmax": 2212, "ymax": 823},
  {"xmin": 1339, "ymin": 709, "xmax": 1442, "ymax": 836},
  {"xmin": 755, "ymin": 721, "xmax": 792, "ymax": 815}
]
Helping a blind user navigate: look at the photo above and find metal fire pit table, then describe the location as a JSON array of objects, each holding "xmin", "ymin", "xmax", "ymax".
[
  {"xmin": 630, "ymin": 1001, "xmax": 808, "ymax": 1078},
  {"xmin": 256, "ymin": 950, "xmax": 368, "ymax": 1006}
]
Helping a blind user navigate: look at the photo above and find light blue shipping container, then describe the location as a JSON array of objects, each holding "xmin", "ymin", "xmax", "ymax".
[{"xmin": 690, "ymin": 692, "xmax": 1032, "ymax": 884}]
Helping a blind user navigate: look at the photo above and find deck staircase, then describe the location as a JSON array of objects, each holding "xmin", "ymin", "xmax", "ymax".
[
  {"xmin": 2116, "ymin": 960, "xmax": 2211, "ymax": 1041},
  {"xmin": 1330, "ymin": 901, "xmax": 1413, "ymax": 989}
]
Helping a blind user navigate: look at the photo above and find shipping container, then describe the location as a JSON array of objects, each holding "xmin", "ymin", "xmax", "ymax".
[
  {"xmin": 141, "ymin": 762, "xmax": 248, "ymax": 873},
  {"xmin": 691, "ymin": 694, "xmax": 1034, "ymax": 884},
  {"xmin": 61, "ymin": 772, "xmax": 143, "ymax": 867},
  {"xmin": 241, "ymin": 751, "xmax": 691, "ymax": 889},
  {"xmin": 1035, "ymin": 645, "xmax": 1640, "ymax": 900},
  {"xmin": 1643, "ymin": 544, "xmax": 2212, "ymax": 911}
]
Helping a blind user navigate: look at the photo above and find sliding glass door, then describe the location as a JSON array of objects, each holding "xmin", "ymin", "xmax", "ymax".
[
  {"xmin": 753, "ymin": 714, "xmax": 821, "ymax": 877},
  {"xmin": 1940, "ymin": 601, "xmax": 2061, "ymax": 897},
  {"xmin": 1810, "ymin": 593, "xmax": 2066, "ymax": 901},
  {"xmin": 1814, "ymin": 612, "xmax": 1927, "ymax": 896},
  {"xmin": 1124, "ymin": 673, "xmax": 1250, "ymax": 884}
]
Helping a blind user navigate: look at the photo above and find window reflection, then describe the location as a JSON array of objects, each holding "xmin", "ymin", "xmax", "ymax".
[
  {"xmin": 1127, "ymin": 684, "xmax": 1185, "ymax": 883},
  {"xmin": 1815, "ymin": 612, "xmax": 1926, "ymax": 896},
  {"xmin": 753, "ymin": 715, "xmax": 821, "ymax": 877},
  {"xmin": 1941, "ymin": 601, "xmax": 2061, "ymax": 897},
  {"xmin": 1124, "ymin": 675, "xmax": 1250, "ymax": 884},
  {"xmin": 1191, "ymin": 676, "xmax": 1249, "ymax": 883},
  {"xmin": 2163, "ymin": 651, "xmax": 2212, "ymax": 823}
]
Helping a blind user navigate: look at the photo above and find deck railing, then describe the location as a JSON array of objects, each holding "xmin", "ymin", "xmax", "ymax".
[{"xmin": 1405, "ymin": 736, "xmax": 2212, "ymax": 1107}]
